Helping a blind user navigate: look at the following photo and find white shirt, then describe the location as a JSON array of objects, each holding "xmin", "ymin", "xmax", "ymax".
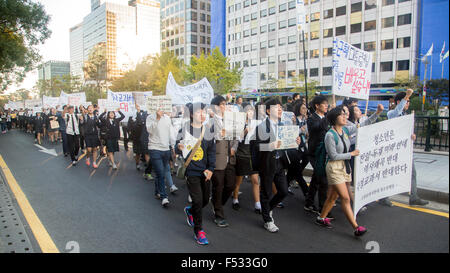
[
  {"xmin": 146, "ymin": 114, "xmax": 175, "ymax": 151},
  {"xmin": 65, "ymin": 113, "xmax": 79, "ymax": 135}
]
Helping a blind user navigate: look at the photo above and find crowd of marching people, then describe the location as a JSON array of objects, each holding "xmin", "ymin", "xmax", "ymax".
[{"xmin": 0, "ymin": 89, "xmax": 429, "ymax": 245}]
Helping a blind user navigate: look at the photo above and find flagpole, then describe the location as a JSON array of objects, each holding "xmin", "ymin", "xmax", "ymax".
[
  {"xmin": 422, "ymin": 58, "xmax": 428, "ymax": 113},
  {"xmin": 430, "ymin": 53, "xmax": 433, "ymax": 81}
]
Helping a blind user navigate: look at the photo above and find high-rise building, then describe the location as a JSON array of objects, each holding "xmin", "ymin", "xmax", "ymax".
[
  {"xmin": 70, "ymin": 0, "xmax": 160, "ymax": 81},
  {"xmin": 160, "ymin": 0, "xmax": 212, "ymax": 65},
  {"xmin": 38, "ymin": 61, "xmax": 70, "ymax": 81},
  {"xmin": 69, "ymin": 23, "xmax": 84, "ymax": 80},
  {"xmin": 225, "ymin": 0, "xmax": 422, "ymax": 93}
]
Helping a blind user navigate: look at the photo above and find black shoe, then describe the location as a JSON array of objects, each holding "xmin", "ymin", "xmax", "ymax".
[
  {"xmin": 232, "ymin": 203, "xmax": 240, "ymax": 211},
  {"xmin": 409, "ymin": 198, "xmax": 429, "ymax": 206},
  {"xmin": 379, "ymin": 198, "xmax": 394, "ymax": 207},
  {"xmin": 277, "ymin": 202, "xmax": 285, "ymax": 208},
  {"xmin": 214, "ymin": 218, "xmax": 229, "ymax": 228},
  {"xmin": 304, "ymin": 204, "xmax": 319, "ymax": 214},
  {"xmin": 254, "ymin": 208, "xmax": 262, "ymax": 214}
]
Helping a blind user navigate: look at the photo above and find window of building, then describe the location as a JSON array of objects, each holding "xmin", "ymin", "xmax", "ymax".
[
  {"xmin": 364, "ymin": 20, "xmax": 376, "ymax": 31},
  {"xmin": 365, "ymin": 0, "xmax": 376, "ymax": 10},
  {"xmin": 260, "ymin": 72, "xmax": 266, "ymax": 80},
  {"xmin": 364, "ymin": 41, "xmax": 376, "ymax": 51},
  {"xmin": 336, "ymin": 25, "xmax": 346, "ymax": 36},
  {"xmin": 310, "ymin": 31, "xmax": 319, "ymax": 40},
  {"xmin": 288, "ymin": 70, "xmax": 296, "ymax": 78},
  {"xmin": 261, "ymin": 41, "xmax": 267, "ymax": 49},
  {"xmin": 288, "ymin": 1, "xmax": 296, "ymax": 9},
  {"xmin": 288, "ymin": 18, "xmax": 296, "ymax": 27},
  {"xmin": 323, "ymin": 28, "xmax": 333, "ymax": 38},
  {"xmin": 288, "ymin": 53, "xmax": 296, "ymax": 61},
  {"xmin": 323, "ymin": 47, "xmax": 332, "ymax": 57},
  {"xmin": 251, "ymin": 28, "xmax": 257, "ymax": 35},
  {"xmin": 352, "ymin": 43, "xmax": 361, "ymax": 49},
  {"xmin": 279, "ymin": 54, "xmax": 287, "ymax": 63},
  {"xmin": 397, "ymin": 37, "xmax": 410, "ymax": 48},
  {"xmin": 324, "ymin": 9, "xmax": 333, "ymax": 19},
  {"xmin": 336, "ymin": 6, "xmax": 346, "ymax": 16},
  {"xmin": 235, "ymin": 3, "xmax": 241, "ymax": 10},
  {"xmin": 279, "ymin": 3, "xmax": 287, "ymax": 12},
  {"xmin": 323, "ymin": 67, "xmax": 332, "ymax": 76},
  {"xmin": 288, "ymin": 35, "xmax": 296, "ymax": 44},
  {"xmin": 268, "ymin": 39, "xmax": 275, "ymax": 48},
  {"xmin": 398, "ymin": 0, "xmax": 411, "ymax": 3},
  {"xmin": 311, "ymin": 12, "xmax": 320, "ymax": 22},
  {"xmin": 251, "ymin": 43, "xmax": 257, "ymax": 51},
  {"xmin": 243, "ymin": 45, "xmax": 250, "ymax": 52},
  {"xmin": 310, "ymin": 49, "xmax": 320, "ymax": 58},
  {"xmin": 397, "ymin": 60, "xmax": 410, "ymax": 71},
  {"xmin": 252, "ymin": 12, "xmax": 258, "ymax": 20},
  {"xmin": 269, "ymin": 23, "xmax": 276, "ymax": 32},
  {"xmin": 279, "ymin": 20, "xmax": 287, "ymax": 29},
  {"xmin": 380, "ymin": 61, "xmax": 393, "ymax": 71},
  {"xmin": 243, "ymin": 30, "xmax": 250, "ymax": 37},
  {"xmin": 243, "ymin": 60, "xmax": 249, "ymax": 67},
  {"xmin": 252, "ymin": 0, "xmax": 258, "ymax": 4},
  {"xmin": 279, "ymin": 37, "xmax": 287, "ymax": 46},
  {"xmin": 382, "ymin": 17, "xmax": 394, "ymax": 28},
  {"xmin": 261, "ymin": 9, "xmax": 267, "ymax": 17},
  {"xmin": 351, "ymin": 23, "xmax": 362, "ymax": 33},
  {"xmin": 244, "ymin": 14, "xmax": 250, "ymax": 22},
  {"xmin": 260, "ymin": 25, "xmax": 267, "ymax": 33},
  {"xmin": 398, "ymin": 14, "xmax": 411, "ymax": 26},
  {"xmin": 244, "ymin": 0, "xmax": 250, "ymax": 8},
  {"xmin": 382, "ymin": 0, "xmax": 394, "ymax": 6},
  {"xmin": 251, "ymin": 59, "xmax": 257, "ymax": 66},
  {"xmin": 279, "ymin": 70, "xmax": 286, "ymax": 79},
  {"xmin": 351, "ymin": 2, "xmax": 362, "ymax": 13},
  {"xmin": 310, "ymin": 68, "xmax": 319, "ymax": 77},
  {"xmin": 269, "ymin": 7, "xmax": 276, "ymax": 15},
  {"xmin": 381, "ymin": 39, "xmax": 394, "ymax": 50},
  {"xmin": 268, "ymin": 56, "xmax": 275, "ymax": 64}
]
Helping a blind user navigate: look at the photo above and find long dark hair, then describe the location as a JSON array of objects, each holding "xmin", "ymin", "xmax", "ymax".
[{"xmin": 348, "ymin": 105, "xmax": 358, "ymax": 123}]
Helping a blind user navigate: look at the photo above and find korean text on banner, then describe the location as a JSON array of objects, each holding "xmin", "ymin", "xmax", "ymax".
[
  {"xmin": 277, "ymin": 125, "xmax": 299, "ymax": 150},
  {"xmin": 332, "ymin": 37, "xmax": 373, "ymax": 100},
  {"xmin": 43, "ymin": 96, "xmax": 60, "ymax": 108},
  {"xmin": 25, "ymin": 99, "xmax": 42, "ymax": 109},
  {"xmin": 107, "ymin": 91, "xmax": 135, "ymax": 119},
  {"xmin": 146, "ymin": 95, "xmax": 172, "ymax": 115},
  {"xmin": 353, "ymin": 114, "xmax": 414, "ymax": 218},
  {"xmin": 67, "ymin": 92, "xmax": 86, "ymax": 106},
  {"xmin": 296, "ymin": 0, "xmax": 306, "ymax": 32},
  {"xmin": 165, "ymin": 72, "xmax": 214, "ymax": 105},
  {"xmin": 132, "ymin": 91, "xmax": 153, "ymax": 108}
]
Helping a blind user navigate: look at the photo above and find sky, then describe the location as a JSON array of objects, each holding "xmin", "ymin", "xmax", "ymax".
[{"xmin": 6, "ymin": 0, "xmax": 91, "ymax": 94}]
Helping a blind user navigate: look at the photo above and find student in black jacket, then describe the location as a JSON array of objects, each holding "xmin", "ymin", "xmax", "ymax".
[
  {"xmin": 80, "ymin": 105, "xmax": 102, "ymax": 169},
  {"xmin": 33, "ymin": 112, "xmax": 45, "ymax": 144},
  {"xmin": 100, "ymin": 109, "xmax": 125, "ymax": 170},
  {"xmin": 304, "ymin": 95, "xmax": 332, "ymax": 217},
  {"xmin": 175, "ymin": 102, "xmax": 215, "ymax": 245},
  {"xmin": 250, "ymin": 98, "xmax": 301, "ymax": 233}
]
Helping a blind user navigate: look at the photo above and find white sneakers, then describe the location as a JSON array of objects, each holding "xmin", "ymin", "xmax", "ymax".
[
  {"xmin": 112, "ymin": 163, "xmax": 117, "ymax": 170},
  {"xmin": 170, "ymin": 185, "xmax": 178, "ymax": 193},
  {"xmin": 264, "ymin": 221, "xmax": 279, "ymax": 233},
  {"xmin": 161, "ymin": 198, "xmax": 170, "ymax": 207}
]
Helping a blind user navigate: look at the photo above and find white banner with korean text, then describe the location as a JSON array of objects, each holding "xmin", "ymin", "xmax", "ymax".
[
  {"xmin": 107, "ymin": 91, "xmax": 135, "ymax": 119},
  {"xmin": 166, "ymin": 72, "xmax": 214, "ymax": 105},
  {"xmin": 353, "ymin": 114, "xmax": 414, "ymax": 218},
  {"xmin": 332, "ymin": 37, "xmax": 373, "ymax": 100}
]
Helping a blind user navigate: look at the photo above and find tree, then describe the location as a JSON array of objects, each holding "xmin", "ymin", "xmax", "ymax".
[
  {"xmin": 0, "ymin": 0, "xmax": 51, "ymax": 92},
  {"xmin": 391, "ymin": 76, "xmax": 422, "ymax": 93},
  {"xmin": 36, "ymin": 74, "xmax": 82, "ymax": 97},
  {"xmin": 289, "ymin": 74, "xmax": 320, "ymax": 98},
  {"xmin": 185, "ymin": 47, "xmax": 241, "ymax": 95},
  {"xmin": 83, "ymin": 42, "xmax": 108, "ymax": 99},
  {"xmin": 426, "ymin": 79, "xmax": 449, "ymax": 102}
]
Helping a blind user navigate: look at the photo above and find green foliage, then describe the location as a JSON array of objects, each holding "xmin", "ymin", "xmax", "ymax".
[
  {"xmin": 0, "ymin": 0, "xmax": 51, "ymax": 92},
  {"xmin": 36, "ymin": 74, "xmax": 82, "ymax": 97},
  {"xmin": 426, "ymin": 79, "xmax": 449, "ymax": 102},
  {"xmin": 289, "ymin": 74, "xmax": 320, "ymax": 97},
  {"xmin": 83, "ymin": 43, "xmax": 108, "ymax": 99},
  {"xmin": 185, "ymin": 47, "xmax": 241, "ymax": 95},
  {"xmin": 391, "ymin": 76, "xmax": 422, "ymax": 93}
]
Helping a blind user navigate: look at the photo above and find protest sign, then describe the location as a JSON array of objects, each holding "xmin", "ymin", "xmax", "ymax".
[
  {"xmin": 97, "ymin": 99, "xmax": 108, "ymax": 113},
  {"xmin": 353, "ymin": 114, "xmax": 414, "ymax": 218},
  {"xmin": 276, "ymin": 125, "xmax": 299, "ymax": 150},
  {"xmin": 33, "ymin": 107, "xmax": 42, "ymax": 114},
  {"xmin": 146, "ymin": 95, "xmax": 172, "ymax": 115},
  {"xmin": 281, "ymin": 112, "xmax": 295, "ymax": 125},
  {"xmin": 67, "ymin": 92, "xmax": 86, "ymax": 106},
  {"xmin": 106, "ymin": 101, "xmax": 120, "ymax": 111},
  {"xmin": 107, "ymin": 91, "xmax": 136, "ymax": 119},
  {"xmin": 43, "ymin": 96, "xmax": 60, "ymax": 109},
  {"xmin": 332, "ymin": 38, "xmax": 372, "ymax": 100},
  {"xmin": 166, "ymin": 72, "xmax": 214, "ymax": 105},
  {"xmin": 59, "ymin": 91, "xmax": 68, "ymax": 105},
  {"xmin": 132, "ymin": 91, "xmax": 153, "ymax": 108},
  {"xmin": 180, "ymin": 132, "xmax": 199, "ymax": 159},
  {"xmin": 241, "ymin": 68, "xmax": 258, "ymax": 93},
  {"xmin": 25, "ymin": 99, "xmax": 42, "ymax": 109},
  {"xmin": 245, "ymin": 119, "xmax": 263, "ymax": 144},
  {"xmin": 223, "ymin": 111, "xmax": 247, "ymax": 139}
]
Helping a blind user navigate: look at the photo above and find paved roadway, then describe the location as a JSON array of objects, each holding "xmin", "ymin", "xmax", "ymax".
[{"xmin": 0, "ymin": 129, "xmax": 448, "ymax": 253}]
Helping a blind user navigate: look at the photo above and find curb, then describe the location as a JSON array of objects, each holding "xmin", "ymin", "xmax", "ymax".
[{"xmin": 302, "ymin": 167, "xmax": 449, "ymax": 205}]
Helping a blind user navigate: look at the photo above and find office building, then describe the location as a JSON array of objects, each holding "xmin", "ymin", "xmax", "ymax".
[{"xmin": 38, "ymin": 61, "xmax": 70, "ymax": 81}]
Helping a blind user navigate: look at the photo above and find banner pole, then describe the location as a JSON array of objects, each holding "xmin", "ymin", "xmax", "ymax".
[{"xmin": 365, "ymin": 99, "xmax": 369, "ymax": 115}]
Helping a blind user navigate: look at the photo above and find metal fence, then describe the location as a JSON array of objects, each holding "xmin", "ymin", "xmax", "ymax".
[{"xmin": 414, "ymin": 116, "xmax": 449, "ymax": 152}]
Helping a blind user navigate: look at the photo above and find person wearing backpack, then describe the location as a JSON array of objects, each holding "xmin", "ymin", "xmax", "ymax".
[
  {"xmin": 315, "ymin": 106, "xmax": 367, "ymax": 237},
  {"xmin": 175, "ymin": 102, "xmax": 216, "ymax": 245}
]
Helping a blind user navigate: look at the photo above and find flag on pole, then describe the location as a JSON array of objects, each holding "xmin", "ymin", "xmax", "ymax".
[
  {"xmin": 440, "ymin": 42, "xmax": 446, "ymax": 63},
  {"xmin": 443, "ymin": 50, "xmax": 449, "ymax": 61},
  {"xmin": 422, "ymin": 85, "xmax": 427, "ymax": 104},
  {"xmin": 296, "ymin": 0, "xmax": 306, "ymax": 32},
  {"xmin": 422, "ymin": 44, "xmax": 433, "ymax": 62}
]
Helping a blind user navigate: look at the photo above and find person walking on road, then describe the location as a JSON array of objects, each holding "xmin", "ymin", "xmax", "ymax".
[
  {"xmin": 57, "ymin": 105, "xmax": 69, "ymax": 157},
  {"xmin": 81, "ymin": 105, "xmax": 102, "ymax": 169},
  {"xmin": 65, "ymin": 106, "xmax": 81, "ymax": 166},
  {"xmin": 176, "ymin": 102, "xmax": 216, "ymax": 245},
  {"xmin": 315, "ymin": 106, "xmax": 367, "ymax": 237},
  {"xmin": 100, "ymin": 109, "xmax": 125, "ymax": 170},
  {"xmin": 33, "ymin": 111, "xmax": 44, "ymax": 145}
]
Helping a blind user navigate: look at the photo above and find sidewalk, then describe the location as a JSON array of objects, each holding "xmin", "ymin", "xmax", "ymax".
[{"xmin": 302, "ymin": 151, "xmax": 449, "ymax": 204}]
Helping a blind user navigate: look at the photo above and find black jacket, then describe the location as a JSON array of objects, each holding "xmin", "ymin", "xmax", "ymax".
[
  {"xmin": 82, "ymin": 114, "xmax": 102, "ymax": 136},
  {"xmin": 306, "ymin": 112, "xmax": 329, "ymax": 156},
  {"xmin": 100, "ymin": 111, "xmax": 125, "ymax": 139}
]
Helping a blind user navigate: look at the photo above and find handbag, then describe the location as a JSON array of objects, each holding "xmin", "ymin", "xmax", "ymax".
[
  {"xmin": 176, "ymin": 127, "xmax": 205, "ymax": 179},
  {"xmin": 50, "ymin": 119, "xmax": 59, "ymax": 129}
]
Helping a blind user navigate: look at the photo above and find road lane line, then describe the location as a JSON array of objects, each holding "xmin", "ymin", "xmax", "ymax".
[
  {"xmin": 392, "ymin": 201, "xmax": 449, "ymax": 218},
  {"xmin": 66, "ymin": 152, "xmax": 87, "ymax": 169},
  {"xmin": 0, "ymin": 155, "xmax": 59, "ymax": 253}
]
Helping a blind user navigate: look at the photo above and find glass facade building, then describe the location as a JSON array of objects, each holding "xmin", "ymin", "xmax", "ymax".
[{"xmin": 38, "ymin": 61, "xmax": 70, "ymax": 81}]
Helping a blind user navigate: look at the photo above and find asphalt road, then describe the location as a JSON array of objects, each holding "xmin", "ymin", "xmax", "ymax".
[{"xmin": 0, "ymin": 129, "xmax": 448, "ymax": 253}]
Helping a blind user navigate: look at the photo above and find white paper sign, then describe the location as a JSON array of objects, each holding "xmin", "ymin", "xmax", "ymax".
[
  {"xmin": 132, "ymin": 91, "xmax": 153, "ymax": 108},
  {"xmin": 245, "ymin": 119, "xmax": 263, "ymax": 144},
  {"xmin": 107, "ymin": 91, "xmax": 135, "ymax": 119},
  {"xmin": 166, "ymin": 72, "xmax": 214, "ymax": 105},
  {"xmin": 43, "ymin": 96, "xmax": 60, "ymax": 109},
  {"xmin": 97, "ymin": 99, "xmax": 108, "ymax": 113},
  {"xmin": 241, "ymin": 68, "xmax": 258, "ymax": 93},
  {"xmin": 59, "ymin": 91, "xmax": 68, "ymax": 105},
  {"xmin": 276, "ymin": 125, "xmax": 299, "ymax": 150},
  {"xmin": 181, "ymin": 132, "xmax": 199, "ymax": 159},
  {"xmin": 106, "ymin": 101, "xmax": 120, "ymax": 111},
  {"xmin": 146, "ymin": 95, "xmax": 172, "ymax": 114},
  {"xmin": 353, "ymin": 114, "xmax": 414, "ymax": 218},
  {"xmin": 67, "ymin": 92, "xmax": 86, "ymax": 106},
  {"xmin": 281, "ymin": 112, "xmax": 295, "ymax": 125},
  {"xmin": 25, "ymin": 99, "xmax": 42, "ymax": 109},
  {"xmin": 332, "ymin": 38, "xmax": 373, "ymax": 100},
  {"xmin": 223, "ymin": 111, "xmax": 247, "ymax": 139}
]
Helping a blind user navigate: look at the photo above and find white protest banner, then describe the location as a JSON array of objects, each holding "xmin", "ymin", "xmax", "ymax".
[
  {"xmin": 146, "ymin": 95, "xmax": 172, "ymax": 114},
  {"xmin": 166, "ymin": 72, "xmax": 214, "ymax": 105},
  {"xmin": 33, "ymin": 107, "xmax": 42, "ymax": 114},
  {"xmin": 59, "ymin": 91, "xmax": 68, "ymax": 105},
  {"xmin": 106, "ymin": 101, "xmax": 120, "ymax": 111},
  {"xmin": 107, "ymin": 91, "xmax": 135, "ymax": 119},
  {"xmin": 83, "ymin": 102, "xmax": 92, "ymax": 108},
  {"xmin": 43, "ymin": 96, "xmax": 60, "ymax": 109},
  {"xmin": 353, "ymin": 114, "xmax": 414, "ymax": 218},
  {"xmin": 172, "ymin": 117, "xmax": 187, "ymax": 134},
  {"xmin": 97, "ymin": 99, "xmax": 108, "ymax": 113},
  {"xmin": 245, "ymin": 119, "xmax": 263, "ymax": 144},
  {"xmin": 223, "ymin": 111, "xmax": 247, "ymax": 139},
  {"xmin": 67, "ymin": 92, "xmax": 86, "ymax": 106},
  {"xmin": 241, "ymin": 68, "xmax": 258, "ymax": 93},
  {"xmin": 25, "ymin": 99, "xmax": 42, "ymax": 109},
  {"xmin": 296, "ymin": 0, "xmax": 306, "ymax": 32},
  {"xmin": 276, "ymin": 125, "xmax": 299, "ymax": 150},
  {"xmin": 332, "ymin": 37, "xmax": 372, "ymax": 100},
  {"xmin": 281, "ymin": 112, "xmax": 295, "ymax": 125},
  {"xmin": 132, "ymin": 91, "xmax": 153, "ymax": 108}
]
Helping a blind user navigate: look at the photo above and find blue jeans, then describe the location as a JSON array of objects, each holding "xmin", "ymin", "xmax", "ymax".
[
  {"xmin": 149, "ymin": 150, "xmax": 172, "ymax": 199},
  {"xmin": 60, "ymin": 131, "xmax": 69, "ymax": 154},
  {"xmin": 1, "ymin": 122, "xmax": 6, "ymax": 132}
]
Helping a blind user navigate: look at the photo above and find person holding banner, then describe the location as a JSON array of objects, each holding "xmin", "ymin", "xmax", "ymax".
[
  {"xmin": 315, "ymin": 106, "xmax": 367, "ymax": 237},
  {"xmin": 65, "ymin": 106, "xmax": 81, "ymax": 165},
  {"xmin": 380, "ymin": 89, "xmax": 428, "ymax": 207},
  {"xmin": 209, "ymin": 95, "xmax": 239, "ymax": 228},
  {"xmin": 176, "ymin": 102, "xmax": 216, "ymax": 245},
  {"xmin": 250, "ymin": 98, "xmax": 301, "ymax": 233},
  {"xmin": 100, "ymin": 109, "xmax": 125, "ymax": 170},
  {"xmin": 81, "ymin": 105, "xmax": 102, "ymax": 169}
]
